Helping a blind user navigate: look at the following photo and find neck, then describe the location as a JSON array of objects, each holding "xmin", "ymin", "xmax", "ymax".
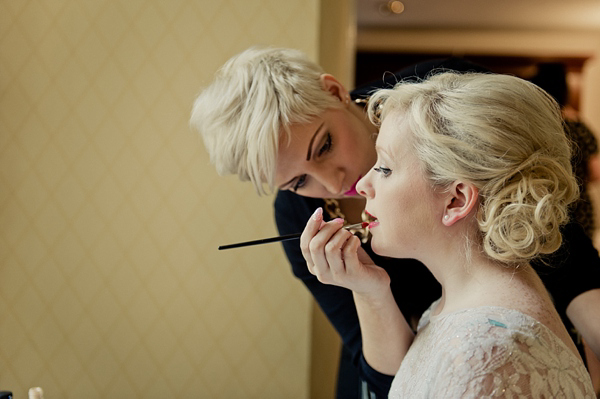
[
  {"xmin": 422, "ymin": 233, "xmax": 579, "ymax": 360},
  {"xmin": 350, "ymin": 101, "xmax": 378, "ymax": 136},
  {"xmin": 427, "ymin": 248, "xmax": 542, "ymax": 317}
]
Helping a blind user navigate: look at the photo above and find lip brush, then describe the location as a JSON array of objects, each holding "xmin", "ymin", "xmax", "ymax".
[{"xmin": 218, "ymin": 222, "xmax": 369, "ymax": 250}]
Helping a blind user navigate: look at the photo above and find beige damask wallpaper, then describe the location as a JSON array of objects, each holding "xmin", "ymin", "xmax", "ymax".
[{"xmin": 0, "ymin": 0, "xmax": 319, "ymax": 397}]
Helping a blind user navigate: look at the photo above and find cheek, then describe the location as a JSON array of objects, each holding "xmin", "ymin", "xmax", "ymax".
[
  {"xmin": 362, "ymin": 138, "xmax": 377, "ymax": 166},
  {"xmin": 382, "ymin": 192, "xmax": 422, "ymax": 235},
  {"xmin": 342, "ymin": 139, "xmax": 376, "ymax": 176},
  {"xmin": 339, "ymin": 137, "xmax": 361, "ymax": 159},
  {"xmin": 339, "ymin": 124, "xmax": 373, "ymax": 159}
]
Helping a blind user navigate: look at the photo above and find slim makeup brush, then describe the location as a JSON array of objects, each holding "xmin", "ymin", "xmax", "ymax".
[{"xmin": 218, "ymin": 222, "xmax": 369, "ymax": 250}]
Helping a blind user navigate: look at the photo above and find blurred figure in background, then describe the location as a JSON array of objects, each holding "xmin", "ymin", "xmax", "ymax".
[
  {"xmin": 529, "ymin": 62, "xmax": 600, "ymax": 394},
  {"xmin": 529, "ymin": 62, "xmax": 600, "ymax": 238}
]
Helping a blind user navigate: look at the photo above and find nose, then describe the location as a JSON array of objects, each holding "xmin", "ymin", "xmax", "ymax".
[
  {"xmin": 356, "ymin": 172, "xmax": 373, "ymax": 198},
  {"xmin": 315, "ymin": 168, "xmax": 344, "ymax": 196}
]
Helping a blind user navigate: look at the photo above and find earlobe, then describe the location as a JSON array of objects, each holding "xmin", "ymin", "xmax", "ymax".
[
  {"xmin": 319, "ymin": 74, "xmax": 349, "ymax": 105},
  {"xmin": 442, "ymin": 182, "xmax": 479, "ymax": 226}
]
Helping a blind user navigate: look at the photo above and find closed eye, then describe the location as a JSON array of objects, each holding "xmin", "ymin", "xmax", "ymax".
[
  {"xmin": 292, "ymin": 133, "xmax": 332, "ymax": 192},
  {"xmin": 373, "ymin": 166, "xmax": 392, "ymax": 177},
  {"xmin": 317, "ymin": 133, "xmax": 332, "ymax": 157},
  {"xmin": 292, "ymin": 174, "xmax": 307, "ymax": 191}
]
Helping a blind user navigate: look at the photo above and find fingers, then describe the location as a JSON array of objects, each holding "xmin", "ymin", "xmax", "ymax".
[
  {"xmin": 300, "ymin": 207, "xmax": 325, "ymax": 253},
  {"xmin": 308, "ymin": 218, "xmax": 344, "ymax": 274},
  {"xmin": 301, "ymin": 210, "xmax": 345, "ymax": 279},
  {"xmin": 325, "ymin": 228, "xmax": 356, "ymax": 277},
  {"xmin": 300, "ymin": 207, "xmax": 326, "ymax": 274},
  {"xmin": 343, "ymin": 235, "xmax": 362, "ymax": 263},
  {"xmin": 300, "ymin": 207, "xmax": 360, "ymax": 284}
]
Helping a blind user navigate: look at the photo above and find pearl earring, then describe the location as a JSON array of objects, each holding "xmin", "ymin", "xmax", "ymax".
[{"xmin": 444, "ymin": 215, "xmax": 449, "ymax": 220}]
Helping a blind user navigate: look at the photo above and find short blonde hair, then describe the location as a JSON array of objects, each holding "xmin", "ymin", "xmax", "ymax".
[
  {"xmin": 368, "ymin": 72, "xmax": 579, "ymax": 264},
  {"xmin": 190, "ymin": 47, "xmax": 340, "ymax": 194}
]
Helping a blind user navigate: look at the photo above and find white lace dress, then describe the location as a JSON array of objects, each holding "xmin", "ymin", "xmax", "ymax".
[{"xmin": 388, "ymin": 300, "xmax": 595, "ymax": 398}]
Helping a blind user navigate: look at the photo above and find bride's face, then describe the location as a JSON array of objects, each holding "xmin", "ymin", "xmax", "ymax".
[{"xmin": 357, "ymin": 112, "xmax": 444, "ymax": 259}]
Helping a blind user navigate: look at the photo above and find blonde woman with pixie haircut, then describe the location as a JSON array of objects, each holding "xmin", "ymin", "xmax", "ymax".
[
  {"xmin": 192, "ymin": 47, "xmax": 342, "ymax": 194},
  {"xmin": 301, "ymin": 72, "xmax": 595, "ymax": 397},
  {"xmin": 191, "ymin": 47, "xmax": 600, "ymax": 398}
]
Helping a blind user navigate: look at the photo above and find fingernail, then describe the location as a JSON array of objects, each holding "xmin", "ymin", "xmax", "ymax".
[
  {"xmin": 312, "ymin": 207, "xmax": 323, "ymax": 221},
  {"xmin": 333, "ymin": 218, "xmax": 345, "ymax": 224}
]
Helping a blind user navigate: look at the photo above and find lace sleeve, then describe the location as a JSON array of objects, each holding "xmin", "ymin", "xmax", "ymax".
[
  {"xmin": 433, "ymin": 330, "xmax": 594, "ymax": 398},
  {"xmin": 389, "ymin": 306, "xmax": 595, "ymax": 398}
]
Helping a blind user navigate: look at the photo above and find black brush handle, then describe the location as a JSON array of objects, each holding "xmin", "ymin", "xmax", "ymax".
[
  {"xmin": 218, "ymin": 233, "xmax": 301, "ymax": 250},
  {"xmin": 217, "ymin": 222, "xmax": 366, "ymax": 250}
]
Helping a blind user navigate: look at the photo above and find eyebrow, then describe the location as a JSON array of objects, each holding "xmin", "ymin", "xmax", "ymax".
[
  {"xmin": 375, "ymin": 145, "xmax": 394, "ymax": 162},
  {"xmin": 306, "ymin": 122, "xmax": 325, "ymax": 161}
]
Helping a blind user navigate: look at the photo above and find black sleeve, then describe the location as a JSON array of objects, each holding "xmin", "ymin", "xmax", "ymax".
[{"xmin": 273, "ymin": 190, "xmax": 394, "ymax": 397}]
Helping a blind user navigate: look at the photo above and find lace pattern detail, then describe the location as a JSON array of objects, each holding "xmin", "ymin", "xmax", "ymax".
[{"xmin": 388, "ymin": 303, "xmax": 595, "ymax": 398}]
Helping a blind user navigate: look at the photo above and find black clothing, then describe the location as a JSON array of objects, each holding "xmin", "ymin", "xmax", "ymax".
[
  {"xmin": 350, "ymin": 57, "xmax": 489, "ymax": 101},
  {"xmin": 275, "ymin": 190, "xmax": 600, "ymax": 398},
  {"xmin": 273, "ymin": 59, "xmax": 600, "ymax": 398},
  {"xmin": 275, "ymin": 191, "xmax": 439, "ymax": 398},
  {"xmin": 565, "ymin": 119, "xmax": 598, "ymax": 238}
]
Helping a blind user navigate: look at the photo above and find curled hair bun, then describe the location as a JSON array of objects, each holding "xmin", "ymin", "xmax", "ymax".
[
  {"xmin": 479, "ymin": 152, "xmax": 577, "ymax": 263},
  {"xmin": 368, "ymin": 72, "xmax": 579, "ymax": 265}
]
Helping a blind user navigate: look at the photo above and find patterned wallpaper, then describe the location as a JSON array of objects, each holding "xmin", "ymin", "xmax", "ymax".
[{"xmin": 0, "ymin": 0, "xmax": 319, "ymax": 397}]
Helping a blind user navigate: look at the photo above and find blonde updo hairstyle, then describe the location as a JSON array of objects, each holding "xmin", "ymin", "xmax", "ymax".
[
  {"xmin": 368, "ymin": 72, "xmax": 579, "ymax": 264},
  {"xmin": 190, "ymin": 47, "xmax": 341, "ymax": 194}
]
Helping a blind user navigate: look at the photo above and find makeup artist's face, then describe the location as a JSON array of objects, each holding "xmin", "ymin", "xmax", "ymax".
[
  {"xmin": 275, "ymin": 106, "xmax": 377, "ymax": 199},
  {"xmin": 356, "ymin": 112, "xmax": 443, "ymax": 258}
]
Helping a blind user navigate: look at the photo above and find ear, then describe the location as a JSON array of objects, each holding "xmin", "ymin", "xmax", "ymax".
[
  {"xmin": 442, "ymin": 181, "xmax": 479, "ymax": 226},
  {"xmin": 319, "ymin": 74, "xmax": 350, "ymax": 105}
]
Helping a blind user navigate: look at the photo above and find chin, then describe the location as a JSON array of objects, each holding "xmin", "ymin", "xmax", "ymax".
[
  {"xmin": 369, "ymin": 240, "xmax": 390, "ymax": 257},
  {"xmin": 370, "ymin": 238, "xmax": 407, "ymax": 259}
]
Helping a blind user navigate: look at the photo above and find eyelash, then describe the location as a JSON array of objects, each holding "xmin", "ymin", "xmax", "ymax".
[
  {"xmin": 293, "ymin": 175, "xmax": 307, "ymax": 191},
  {"xmin": 293, "ymin": 133, "xmax": 333, "ymax": 191},
  {"xmin": 373, "ymin": 166, "xmax": 392, "ymax": 177},
  {"xmin": 317, "ymin": 133, "xmax": 333, "ymax": 157}
]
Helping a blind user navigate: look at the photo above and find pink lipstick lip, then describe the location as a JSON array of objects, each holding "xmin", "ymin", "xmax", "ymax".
[
  {"xmin": 364, "ymin": 210, "xmax": 379, "ymax": 228},
  {"xmin": 344, "ymin": 177, "xmax": 362, "ymax": 197},
  {"xmin": 364, "ymin": 210, "xmax": 376, "ymax": 219},
  {"xmin": 368, "ymin": 220, "xmax": 380, "ymax": 229}
]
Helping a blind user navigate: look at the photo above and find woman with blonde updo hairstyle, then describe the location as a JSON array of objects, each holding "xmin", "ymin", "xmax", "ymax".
[
  {"xmin": 195, "ymin": 47, "xmax": 600, "ymax": 396},
  {"xmin": 367, "ymin": 72, "xmax": 579, "ymax": 264},
  {"xmin": 301, "ymin": 72, "xmax": 595, "ymax": 397}
]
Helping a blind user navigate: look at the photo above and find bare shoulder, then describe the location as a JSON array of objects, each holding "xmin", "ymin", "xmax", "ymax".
[{"xmin": 478, "ymin": 267, "xmax": 579, "ymax": 358}]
